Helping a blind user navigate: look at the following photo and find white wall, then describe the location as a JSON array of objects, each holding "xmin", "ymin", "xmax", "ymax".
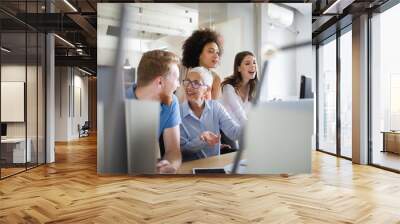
[
  {"xmin": 55, "ymin": 67, "xmax": 89, "ymax": 141},
  {"xmin": 1, "ymin": 65, "xmax": 36, "ymax": 137},
  {"xmin": 1, "ymin": 64, "xmax": 46, "ymax": 162},
  {"xmin": 125, "ymin": 3, "xmax": 257, "ymax": 81},
  {"xmin": 312, "ymin": 45, "xmax": 317, "ymax": 149},
  {"xmin": 259, "ymin": 3, "xmax": 312, "ymax": 101},
  {"xmin": 294, "ymin": 4, "xmax": 313, "ymax": 95},
  {"xmin": 215, "ymin": 17, "xmax": 242, "ymax": 79},
  {"xmin": 227, "ymin": 4, "xmax": 256, "ymax": 55},
  {"xmin": 260, "ymin": 4, "xmax": 296, "ymax": 101},
  {"xmin": 1, "ymin": 65, "xmax": 26, "ymax": 82},
  {"xmin": 214, "ymin": 4, "xmax": 256, "ymax": 79},
  {"xmin": 55, "ymin": 67, "xmax": 69, "ymax": 141},
  {"xmin": 72, "ymin": 74, "xmax": 89, "ymax": 138},
  {"xmin": 312, "ymin": 45, "xmax": 317, "ymax": 93}
]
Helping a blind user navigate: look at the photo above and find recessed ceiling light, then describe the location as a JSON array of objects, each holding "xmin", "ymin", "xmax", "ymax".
[
  {"xmin": 78, "ymin": 67, "xmax": 93, "ymax": 76},
  {"xmin": 322, "ymin": 0, "xmax": 353, "ymax": 15},
  {"xmin": 1, "ymin": 47, "xmax": 11, "ymax": 53},
  {"xmin": 63, "ymin": 0, "xmax": 78, "ymax": 12},
  {"xmin": 54, "ymin": 34, "xmax": 75, "ymax": 48}
]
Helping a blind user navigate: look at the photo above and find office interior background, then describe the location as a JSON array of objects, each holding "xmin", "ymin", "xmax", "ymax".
[
  {"xmin": 0, "ymin": 0, "xmax": 97, "ymax": 179},
  {"xmin": 0, "ymin": 0, "xmax": 400, "ymax": 222},
  {"xmin": 1, "ymin": 0, "xmax": 399, "ymax": 178}
]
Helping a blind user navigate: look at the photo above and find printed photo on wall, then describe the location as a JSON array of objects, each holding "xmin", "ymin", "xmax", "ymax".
[{"xmin": 97, "ymin": 2, "xmax": 314, "ymax": 175}]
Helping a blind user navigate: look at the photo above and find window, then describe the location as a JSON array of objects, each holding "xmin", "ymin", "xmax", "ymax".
[
  {"xmin": 371, "ymin": 2, "xmax": 400, "ymax": 171},
  {"xmin": 340, "ymin": 29, "xmax": 352, "ymax": 158},
  {"xmin": 318, "ymin": 37, "xmax": 337, "ymax": 155}
]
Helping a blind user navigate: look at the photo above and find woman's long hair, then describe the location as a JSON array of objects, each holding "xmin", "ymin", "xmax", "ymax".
[{"xmin": 221, "ymin": 51, "xmax": 258, "ymax": 101}]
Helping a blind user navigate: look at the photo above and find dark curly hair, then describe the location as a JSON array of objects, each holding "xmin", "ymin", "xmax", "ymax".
[
  {"xmin": 221, "ymin": 51, "xmax": 258, "ymax": 101},
  {"xmin": 182, "ymin": 28, "xmax": 223, "ymax": 68}
]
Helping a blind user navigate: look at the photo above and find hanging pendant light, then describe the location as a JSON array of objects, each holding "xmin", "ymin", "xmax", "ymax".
[{"xmin": 123, "ymin": 59, "xmax": 132, "ymax": 70}]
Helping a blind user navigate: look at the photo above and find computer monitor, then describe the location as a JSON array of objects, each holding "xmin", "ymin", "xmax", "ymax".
[
  {"xmin": 125, "ymin": 99, "xmax": 160, "ymax": 174},
  {"xmin": 230, "ymin": 60, "xmax": 268, "ymax": 174},
  {"xmin": 242, "ymin": 99, "xmax": 313, "ymax": 174},
  {"xmin": 231, "ymin": 59, "xmax": 314, "ymax": 174},
  {"xmin": 1, "ymin": 123, "xmax": 7, "ymax": 137},
  {"xmin": 229, "ymin": 100, "xmax": 314, "ymax": 174},
  {"xmin": 300, "ymin": 75, "xmax": 313, "ymax": 99}
]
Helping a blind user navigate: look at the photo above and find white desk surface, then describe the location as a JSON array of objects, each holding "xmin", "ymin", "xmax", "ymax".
[{"xmin": 1, "ymin": 138, "xmax": 28, "ymax": 143}]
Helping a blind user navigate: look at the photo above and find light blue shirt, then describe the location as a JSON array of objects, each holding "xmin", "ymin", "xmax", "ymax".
[
  {"xmin": 126, "ymin": 84, "xmax": 181, "ymax": 138},
  {"xmin": 180, "ymin": 100, "xmax": 242, "ymax": 161}
]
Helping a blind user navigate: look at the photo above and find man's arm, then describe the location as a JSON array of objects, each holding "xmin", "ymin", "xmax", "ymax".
[{"xmin": 161, "ymin": 125, "xmax": 182, "ymax": 172}]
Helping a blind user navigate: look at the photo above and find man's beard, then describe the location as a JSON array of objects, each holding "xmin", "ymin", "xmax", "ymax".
[{"xmin": 159, "ymin": 92, "xmax": 173, "ymax": 106}]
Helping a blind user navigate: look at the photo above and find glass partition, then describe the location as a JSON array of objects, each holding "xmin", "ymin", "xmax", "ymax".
[
  {"xmin": 317, "ymin": 37, "xmax": 337, "ymax": 155},
  {"xmin": 1, "ymin": 30, "xmax": 28, "ymax": 177},
  {"xmin": 0, "ymin": 1, "xmax": 46, "ymax": 179}
]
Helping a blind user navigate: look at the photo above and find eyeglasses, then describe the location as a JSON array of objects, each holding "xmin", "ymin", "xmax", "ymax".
[{"xmin": 182, "ymin": 79, "xmax": 207, "ymax": 89}]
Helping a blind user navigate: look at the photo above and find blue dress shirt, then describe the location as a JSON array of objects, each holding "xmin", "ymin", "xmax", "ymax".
[{"xmin": 180, "ymin": 100, "xmax": 242, "ymax": 161}]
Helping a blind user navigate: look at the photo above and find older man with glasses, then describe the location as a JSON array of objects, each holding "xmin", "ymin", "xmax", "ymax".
[{"xmin": 180, "ymin": 66, "xmax": 243, "ymax": 161}]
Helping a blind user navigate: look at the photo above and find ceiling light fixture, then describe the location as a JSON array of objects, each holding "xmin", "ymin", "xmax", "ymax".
[
  {"xmin": 123, "ymin": 59, "xmax": 132, "ymax": 70},
  {"xmin": 63, "ymin": 0, "xmax": 78, "ymax": 12},
  {"xmin": 322, "ymin": 0, "xmax": 354, "ymax": 15},
  {"xmin": 54, "ymin": 34, "xmax": 75, "ymax": 48},
  {"xmin": 1, "ymin": 47, "xmax": 11, "ymax": 53},
  {"xmin": 78, "ymin": 67, "xmax": 92, "ymax": 76}
]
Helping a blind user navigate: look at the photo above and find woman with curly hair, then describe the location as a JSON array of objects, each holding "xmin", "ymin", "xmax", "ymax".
[
  {"xmin": 181, "ymin": 28, "xmax": 223, "ymax": 99},
  {"xmin": 221, "ymin": 51, "xmax": 258, "ymax": 126}
]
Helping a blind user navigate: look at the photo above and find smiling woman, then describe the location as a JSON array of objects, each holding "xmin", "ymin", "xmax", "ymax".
[
  {"xmin": 179, "ymin": 66, "xmax": 242, "ymax": 161},
  {"xmin": 221, "ymin": 51, "xmax": 258, "ymax": 127},
  {"xmin": 182, "ymin": 28, "xmax": 223, "ymax": 100}
]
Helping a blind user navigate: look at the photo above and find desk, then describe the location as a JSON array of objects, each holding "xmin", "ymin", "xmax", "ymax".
[
  {"xmin": 177, "ymin": 152, "xmax": 236, "ymax": 174},
  {"xmin": 382, "ymin": 131, "xmax": 400, "ymax": 154},
  {"xmin": 1, "ymin": 138, "xmax": 31, "ymax": 164}
]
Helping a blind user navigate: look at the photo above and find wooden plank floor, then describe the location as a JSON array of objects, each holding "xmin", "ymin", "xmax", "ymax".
[{"xmin": 1, "ymin": 135, "xmax": 400, "ymax": 223}]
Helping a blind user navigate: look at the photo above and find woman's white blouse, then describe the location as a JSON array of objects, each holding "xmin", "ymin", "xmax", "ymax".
[{"xmin": 221, "ymin": 84, "xmax": 251, "ymax": 126}]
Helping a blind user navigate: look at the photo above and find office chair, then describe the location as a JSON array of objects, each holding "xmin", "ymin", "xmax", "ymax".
[{"xmin": 79, "ymin": 121, "xmax": 90, "ymax": 138}]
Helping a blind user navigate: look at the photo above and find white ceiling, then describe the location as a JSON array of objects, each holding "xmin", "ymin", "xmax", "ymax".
[{"xmin": 97, "ymin": 3, "xmax": 198, "ymax": 53}]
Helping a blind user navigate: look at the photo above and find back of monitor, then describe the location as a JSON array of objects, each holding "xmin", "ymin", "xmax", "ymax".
[
  {"xmin": 244, "ymin": 99, "xmax": 314, "ymax": 174},
  {"xmin": 125, "ymin": 99, "xmax": 160, "ymax": 174}
]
